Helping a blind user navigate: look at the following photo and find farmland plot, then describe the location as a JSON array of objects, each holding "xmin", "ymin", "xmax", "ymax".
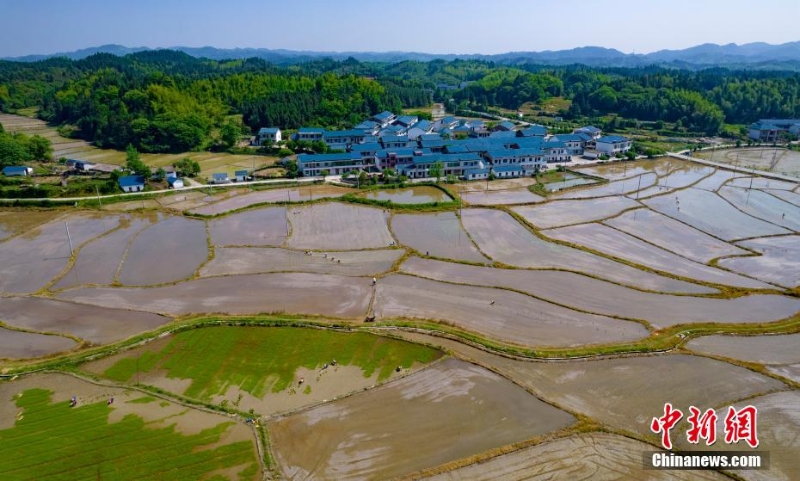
[
  {"xmin": 644, "ymin": 188, "xmax": 790, "ymax": 240},
  {"xmin": 572, "ymin": 161, "xmax": 657, "ymax": 180},
  {"xmin": 0, "ymin": 328, "xmax": 77, "ymax": 359},
  {"xmin": 0, "ymin": 210, "xmax": 62, "ymax": 241},
  {"xmin": 460, "ymin": 209, "xmax": 715, "ymax": 294},
  {"xmin": 718, "ymin": 186, "xmax": 800, "ymax": 231},
  {"xmin": 287, "ymin": 203, "xmax": 394, "ymax": 250},
  {"xmin": 208, "ymin": 206, "xmax": 288, "ymax": 246},
  {"xmin": 268, "ymin": 358, "xmax": 575, "ymax": 481},
  {"xmin": 189, "ymin": 186, "xmax": 351, "ymax": 216},
  {"xmin": 391, "ymin": 212, "xmax": 488, "ymax": 263},
  {"xmin": 374, "ymin": 274, "xmax": 649, "ymax": 347},
  {"xmin": 720, "ymin": 236, "xmax": 800, "ymax": 287},
  {"xmin": 460, "ymin": 188, "xmax": 544, "ymax": 205},
  {"xmin": 632, "ymin": 166, "xmax": 715, "ymax": 198},
  {"xmin": 686, "ymin": 334, "xmax": 800, "ymax": 365},
  {"xmin": 512, "ymin": 195, "xmax": 640, "ymax": 229},
  {"xmin": 552, "ymin": 173, "xmax": 657, "ymax": 199},
  {"xmin": 400, "ymin": 257, "xmax": 800, "ymax": 327},
  {"xmin": 545, "ymin": 223, "xmax": 770, "ymax": 288}
]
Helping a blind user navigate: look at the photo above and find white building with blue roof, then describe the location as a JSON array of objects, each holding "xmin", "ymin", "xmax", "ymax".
[
  {"xmin": 257, "ymin": 127, "xmax": 281, "ymax": 145},
  {"xmin": 595, "ymin": 135, "xmax": 633, "ymax": 156},
  {"xmin": 297, "ymin": 152, "xmax": 370, "ymax": 177}
]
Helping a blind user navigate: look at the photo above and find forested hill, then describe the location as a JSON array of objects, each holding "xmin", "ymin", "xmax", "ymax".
[{"xmin": 2, "ymin": 50, "xmax": 800, "ymax": 152}]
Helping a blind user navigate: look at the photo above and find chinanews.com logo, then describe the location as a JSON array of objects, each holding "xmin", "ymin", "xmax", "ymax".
[{"xmin": 644, "ymin": 403, "xmax": 770, "ymax": 471}]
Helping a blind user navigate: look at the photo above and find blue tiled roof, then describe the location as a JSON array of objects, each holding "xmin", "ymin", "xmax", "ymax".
[
  {"xmin": 420, "ymin": 133, "xmax": 442, "ymax": 141},
  {"xmin": 298, "ymin": 127, "xmax": 325, "ymax": 133},
  {"xmin": 167, "ymin": 176, "xmax": 183, "ymax": 186},
  {"xmin": 354, "ymin": 121, "xmax": 379, "ymax": 130},
  {"xmin": 577, "ymin": 125, "xmax": 602, "ymax": 133},
  {"xmin": 395, "ymin": 115, "xmax": 418, "ymax": 126},
  {"xmin": 372, "ymin": 111, "xmax": 395, "ymax": 122},
  {"xmin": 490, "ymin": 131, "xmax": 517, "ymax": 139},
  {"xmin": 552, "ymin": 134, "xmax": 584, "ymax": 142},
  {"xmin": 411, "ymin": 120, "xmax": 432, "ymax": 131},
  {"xmin": 323, "ymin": 130, "xmax": 366, "ymax": 139},
  {"xmin": 486, "ymin": 149, "xmax": 516, "ymax": 159},
  {"xmin": 2, "ymin": 166, "xmax": 29, "ymax": 175},
  {"xmin": 597, "ymin": 135, "xmax": 630, "ymax": 143},
  {"xmin": 258, "ymin": 127, "xmax": 280, "ymax": 134},
  {"xmin": 119, "ymin": 175, "xmax": 145, "ymax": 187},
  {"xmin": 297, "ymin": 152, "xmax": 362, "ymax": 163},
  {"xmin": 351, "ymin": 142, "xmax": 382, "ymax": 152},
  {"xmin": 212, "ymin": 173, "xmax": 229, "ymax": 180},
  {"xmin": 514, "ymin": 137, "xmax": 545, "ymax": 148},
  {"xmin": 545, "ymin": 141, "xmax": 567, "ymax": 149},
  {"xmin": 496, "ymin": 121, "xmax": 516, "ymax": 130},
  {"xmin": 235, "ymin": 170, "xmax": 249, "ymax": 176},
  {"xmin": 519, "ymin": 125, "xmax": 547, "ymax": 136}
]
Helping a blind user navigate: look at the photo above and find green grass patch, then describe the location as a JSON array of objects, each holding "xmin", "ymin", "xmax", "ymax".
[
  {"xmin": 0, "ymin": 388, "xmax": 258, "ymax": 481},
  {"xmin": 99, "ymin": 326, "xmax": 442, "ymax": 400},
  {"xmin": 128, "ymin": 395, "xmax": 156, "ymax": 404}
]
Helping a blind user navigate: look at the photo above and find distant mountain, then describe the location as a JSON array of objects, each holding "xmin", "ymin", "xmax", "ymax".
[{"xmin": 4, "ymin": 41, "xmax": 800, "ymax": 69}]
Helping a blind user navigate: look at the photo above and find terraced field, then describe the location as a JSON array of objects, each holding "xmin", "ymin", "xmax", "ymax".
[{"xmin": 2, "ymin": 155, "xmax": 799, "ymax": 480}]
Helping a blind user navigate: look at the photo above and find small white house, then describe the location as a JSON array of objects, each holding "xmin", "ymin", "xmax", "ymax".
[
  {"xmin": 595, "ymin": 136, "xmax": 632, "ymax": 156},
  {"xmin": 2, "ymin": 166, "xmax": 33, "ymax": 177},
  {"xmin": 119, "ymin": 175, "xmax": 145, "ymax": 192},
  {"xmin": 167, "ymin": 176, "xmax": 184, "ymax": 189},
  {"xmin": 257, "ymin": 127, "xmax": 281, "ymax": 145},
  {"xmin": 234, "ymin": 170, "xmax": 249, "ymax": 182}
]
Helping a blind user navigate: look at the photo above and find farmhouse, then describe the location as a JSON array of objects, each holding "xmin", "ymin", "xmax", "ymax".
[
  {"xmin": 297, "ymin": 152, "xmax": 368, "ymax": 176},
  {"xmin": 372, "ymin": 111, "xmax": 397, "ymax": 127},
  {"xmin": 595, "ymin": 135, "xmax": 633, "ymax": 156},
  {"xmin": 212, "ymin": 172, "xmax": 230, "ymax": 184},
  {"xmin": 293, "ymin": 128, "xmax": 326, "ymax": 142},
  {"xmin": 118, "ymin": 175, "xmax": 145, "ymax": 192},
  {"xmin": 493, "ymin": 121, "xmax": 516, "ymax": 132},
  {"xmin": 167, "ymin": 176, "xmax": 184, "ymax": 189},
  {"xmin": 323, "ymin": 130, "xmax": 366, "ymax": 150},
  {"xmin": 518, "ymin": 125, "xmax": 547, "ymax": 137},
  {"xmin": 573, "ymin": 125, "xmax": 602, "ymax": 140},
  {"xmin": 463, "ymin": 167, "xmax": 490, "ymax": 180},
  {"xmin": 257, "ymin": 127, "xmax": 281, "ymax": 145},
  {"xmin": 234, "ymin": 170, "xmax": 249, "ymax": 182},
  {"xmin": 2, "ymin": 166, "xmax": 33, "ymax": 176},
  {"xmin": 550, "ymin": 134, "xmax": 586, "ymax": 155},
  {"xmin": 406, "ymin": 119, "xmax": 433, "ymax": 140},
  {"xmin": 492, "ymin": 164, "xmax": 524, "ymax": 178}
]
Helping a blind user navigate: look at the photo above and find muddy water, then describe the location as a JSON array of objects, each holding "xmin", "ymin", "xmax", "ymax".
[
  {"xmin": 268, "ymin": 358, "xmax": 575, "ymax": 480},
  {"xmin": 0, "ymin": 210, "xmax": 61, "ymax": 241},
  {"xmin": 604, "ymin": 208, "xmax": 748, "ymax": 263},
  {"xmin": 718, "ymin": 186, "xmax": 800, "ymax": 231},
  {"xmin": 375, "ymin": 274, "xmax": 650, "ymax": 347},
  {"xmin": 686, "ymin": 333, "xmax": 800, "ymax": 365},
  {"xmin": 208, "ymin": 206, "xmax": 288, "ymax": 246},
  {"xmin": 573, "ymin": 160, "xmax": 659, "ymax": 180},
  {"xmin": 424, "ymin": 432, "xmax": 728, "ymax": 481},
  {"xmin": 0, "ymin": 214, "xmax": 122, "ymax": 293},
  {"xmin": 460, "ymin": 188, "xmax": 544, "ymax": 205},
  {"xmin": 728, "ymin": 176, "xmax": 798, "ymax": 191},
  {"xmin": 287, "ymin": 203, "xmax": 394, "ymax": 250},
  {"xmin": 59, "ymin": 273, "xmax": 372, "ymax": 318},
  {"xmin": 399, "ymin": 257, "xmax": 800, "ymax": 328},
  {"xmin": 189, "ymin": 185, "xmax": 352, "ymax": 215},
  {"xmin": 644, "ymin": 188, "xmax": 789, "ymax": 241},
  {"xmin": 200, "ymin": 247, "xmax": 404, "ymax": 277},
  {"xmin": 359, "ymin": 186, "xmax": 452, "ymax": 204},
  {"xmin": 0, "ymin": 328, "xmax": 77, "ymax": 359},
  {"xmin": 0, "ymin": 297, "xmax": 170, "ymax": 344},
  {"xmin": 765, "ymin": 188, "xmax": 800, "ymax": 207},
  {"xmin": 545, "ymin": 223, "xmax": 770, "ymax": 289},
  {"xmin": 720, "ymin": 235, "xmax": 800, "ymax": 287},
  {"xmin": 553, "ymin": 172, "xmax": 657, "ymax": 199},
  {"xmin": 391, "ymin": 212, "xmax": 488, "ymax": 263},
  {"xmin": 53, "ymin": 215, "xmax": 158, "ymax": 290},
  {"xmin": 118, "ymin": 216, "xmax": 208, "ymax": 286},
  {"xmin": 460, "ymin": 209, "xmax": 714, "ymax": 294},
  {"xmin": 513, "ymin": 195, "xmax": 640, "ymax": 229}
]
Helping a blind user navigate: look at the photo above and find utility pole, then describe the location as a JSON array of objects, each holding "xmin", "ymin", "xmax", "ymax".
[
  {"xmin": 95, "ymin": 185, "xmax": 102, "ymax": 207},
  {"xmin": 64, "ymin": 222, "xmax": 74, "ymax": 256}
]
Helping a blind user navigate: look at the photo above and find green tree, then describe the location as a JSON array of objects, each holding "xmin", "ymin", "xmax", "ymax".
[
  {"xmin": 0, "ymin": 134, "xmax": 33, "ymax": 168},
  {"xmin": 320, "ymin": 169, "xmax": 330, "ymax": 180},
  {"xmin": 220, "ymin": 120, "xmax": 240, "ymax": 149},
  {"xmin": 429, "ymin": 161, "xmax": 443, "ymax": 183},
  {"xmin": 125, "ymin": 144, "xmax": 150, "ymax": 177},
  {"xmin": 26, "ymin": 135, "xmax": 53, "ymax": 161},
  {"xmin": 173, "ymin": 158, "xmax": 201, "ymax": 177}
]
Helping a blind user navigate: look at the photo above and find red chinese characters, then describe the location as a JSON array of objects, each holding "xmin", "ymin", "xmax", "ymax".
[
  {"xmin": 651, "ymin": 403, "xmax": 684, "ymax": 450},
  {"xmin": 724, "ymin": 405, "xmax": 759, "ymax": 448},
  {"xmin": 686, "ymin": 406, "xmax": 718, "ymax": 445},
  {"xmin": 651, "ymin": 403, "xmax": 759, "ymax": 450}
]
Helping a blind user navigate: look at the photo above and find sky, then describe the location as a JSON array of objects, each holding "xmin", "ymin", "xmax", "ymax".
[{"xmin": 2, "ymin": 0, "xmax": 800, "ymax": 58}]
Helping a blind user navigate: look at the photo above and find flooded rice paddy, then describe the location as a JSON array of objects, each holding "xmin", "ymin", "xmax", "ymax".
[
  {"xmin": 208, "ymin": 206, "xmax": 288, "ymax": 246},
  {"xmin": 572, "ymin": 160, "xmax": 657, "ymax": 181},
  {"xmin": 0, "ymin": 328, "xmax": 77, "ymax": 359},
  {"xmin": 718, "ymin": 186, "xmax": 800, "ymax": 231},
  {"xmin": 460, "ymin": 188, "xmax": 544, "ymax": 205},
  {"xmin": 720, "ymin": 236, "xmax": 800, "ymax": 287},
  {"xmin": 391, "ymin": 212, "xmax": 488, "ymax": 263},
  {"xmin": 268, "ymin": 358, "xmax": 575, "ymax": 480},
  {"xmin": 287, "ymin": 203, "xmax": 394, "ymax": 250},
  {"xmin": 512, "ymin": 196, "xmax": 641, "ymax": 229},
  {"xmin": 686, "ymin": 333, "xmax": 800, "ymax": 365},
  {"xmin": 553, "ymin": 172, "xmax": 657, "ymax": 199},
  {"xmin": 188, "ymin": 185, "xmax": 351, "ymax": 215},
  {"xmin": 358, "ymin": 186, "xmax": 452, "ymax": 204}
]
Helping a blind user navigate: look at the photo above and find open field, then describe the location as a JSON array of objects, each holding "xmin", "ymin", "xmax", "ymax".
[
  {"xmin": 424, "ymin": 432, "xmax": 728, "ymax": 481},
  {"xmin": 117, "ymin": 216, "xmax": 208, "ymax": 286},
  {"xmin": 604, "ymin": 209, "xmax": 749, "ymax": 263},
  {"xmin": 513, "ymin": 196, "xmax": 640, "ymax": 229},
  {"xmin": 0, "ymin": 112, "xmax": 278, "ymax": 176},
  {"xmin": 553, "ymin": 173, "xmax": 657, "ymax": 199},
  {"xmin": 358, "ymin": 186, "xmax": 452, "ymax": 204},
  {"xmin": 696, "ymin": 147, "xmax": 800, "ymax": 178},
  {"xmin": 0, "ymin": 210, "xmax": 63, "ymax": 241},
  {"xmin": 0, "ymin": 373, "xmax": 259, "ymax": 480},
  {"xmin": 545, "ymin": 223, "xmax": 771, "ymax": 288},
  {"xmin": 83, "ymin": 327, "xmax": 441, "ymax": 415},
  {"xmin": 0, "ymin": 297, "xmax": 170, "ymax": 344},
  {"xmin": 400, "ymin": 257, "xmax": 800, "ymax": 327},
  {"xmin": 391, "ymin": 212, "xmax": 488, "ymax": 263},
  {"xmin": 720, "ymin": 236, "xmax": 800, "ymax": 287},
  {"xmin": 287, "ymin": 203, "xmax": 395, "ymax": 250},
  {"xmin": 718, "ymin": 186, "xmax": 800, "ymax": 231},
  {"xmin": 375, "ymin": 274, "xmax": 649, "ymax": 347},
  {"xmin": 53, "ymin": 215, "xmax": 157, "ymax": 289},
  {"xmin": 58, "ymin": 273, "xmax": 372, "ymax": 318},
  {"xmin": 189, "ymin": 186, "xmax": 352, "ymax": 216},
  {"xmin": 686, "ymin": 333, "xmax": 800, "ymax": 365},
  {"xmin": 200, "ymin": 247, "xmax": 404, "ymax": 277},
  {"xmin": 0, "ymin": 214, "xmax": 122, "ymax": 293},
  {"xmin": 0, "ymin": 328, "xmax": 77, "ymax": 359},
  {"xmin": 268, "ymin": 358, "xmax": 575, "ymax": 480},
  {"xmin": 460, "ymin": 188, "xmax": 545, "ymax": 205},
  {"xmin": 208, "ymin": 206, "xmax": 288, "ymax": 246},
  {"xmin": 644, "ymin": 188, "xmax": 790, "ymax": 241},
  {"xmin": 461, "ymin": 209, "xmax": 715, "ymax": 294}
]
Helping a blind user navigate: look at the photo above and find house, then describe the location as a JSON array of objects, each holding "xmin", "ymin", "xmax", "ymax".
[
  {"xmin": 323, "ymin": 130, "xmax": 366, "ymax": 150},
  {"xmin": 518, "ymin": 125, "xmax": 548, "ymax": 137},
  {"xmin": 406, "ymin": 119, "xmax": 433, "ymax": 140},
  {"xmin": 65, "ymin": 159, "xmax": 95, "ymax": 172},
  {"xmin": 354, "ymin": 120, "xmax": 380, "ymax": 134},
  {"xmin": 493, "ymin": 121, "xmax": 516, "ymax": 132},
  {"xmin": 380, "ymin": 134, "xmax": 415, "ymax": 149},
  {"xmin": 489, "ymin": 130, "xmax": 517, "ymax": 139},
  {"xmin": 378, "ymin": 124, "xmax": 406, "ymax": 136},
  {"xmin": 573, "ymin": 126, "xmax": 602, "ymax": 140},
  {"xmin": 293, "ymin": 127, "xmax": 326, "ymax": 142},
  {"xmin": 492, "ymin": 164, "xmax": 524, "ymax": 179},
  {"xmin": 543, "ymin": 141, "xmax": 571, "ymax": 163},
  {"xmin": 234, "ymin": 170, "xmax": 249, "ymax": 182},
  {"xmin": 748, "ymin": 122, "xmax": 782, "ymax": 142},
  {"xmin": 119, "ymin": 175, "xmax": 145, "ymax": 192},
  {"xmin": 297, "ymin": 152, "xmax": 370, "ymax": 176},
  {"xmin": 350, "ymin": 142, "xmax": 383, "ymax": 158},
  {"xmin": 371, "ymin": 111, "xmax": 397, "ymax": 127},
  {"xmin": 394, "ymin": 115, "xmax": 418, "ymax": 128},
  {"xmin": 2, "ymin": 166, "xmax": 33, "ymax": 176},
  {"xmin": 397, "ymin": 152, "xmax": 483, "ymax": 179},
  {"xmin": 418, "ymin": 134, "xmax": 447, "ymax": 152},
  {"xmin": 376, "ymin": 148, "xmax": 418, "ymax": 170},
  {"xmin": 257, "ymin": 127, "xmax": 281, "ymax": 145},
  {"xmin": 595, "ymin": 136, "xmax": 633, "ymax": 156},
  {"xmin": 212, "ymin": 173, "xmax": 230, "ymax": 184},
  {"xmin": 463, "ymin": 167, "xmax": 490, "ymax": 180},
  {"xmin": 465, "ymin": 120, "xmax": 486, "ymax": 132},
  {"xmin": 167, "ymin": 176, "xmax": 184, "ymax": 189},
  {"xmin": 550, "ymin": 134, "xmax": 586, "ymax": 155}
]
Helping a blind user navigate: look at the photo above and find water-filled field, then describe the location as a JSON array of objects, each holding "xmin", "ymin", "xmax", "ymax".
[
  {"xmin": 359, "ymin": 186, "xmax": 452, "ymax": 204},
  {"xmin": 391, "ymin": 212, "xmax": 488, "ymax": 263},
  {"xmin": 512, "ymin": 195, "xmax": 640, "ymax": 229}
]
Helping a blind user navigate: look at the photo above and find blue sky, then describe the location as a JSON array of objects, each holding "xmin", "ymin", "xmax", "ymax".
[{"xmin": 2, "ymin": 0, "xmax": 799, "ymax": 57}]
